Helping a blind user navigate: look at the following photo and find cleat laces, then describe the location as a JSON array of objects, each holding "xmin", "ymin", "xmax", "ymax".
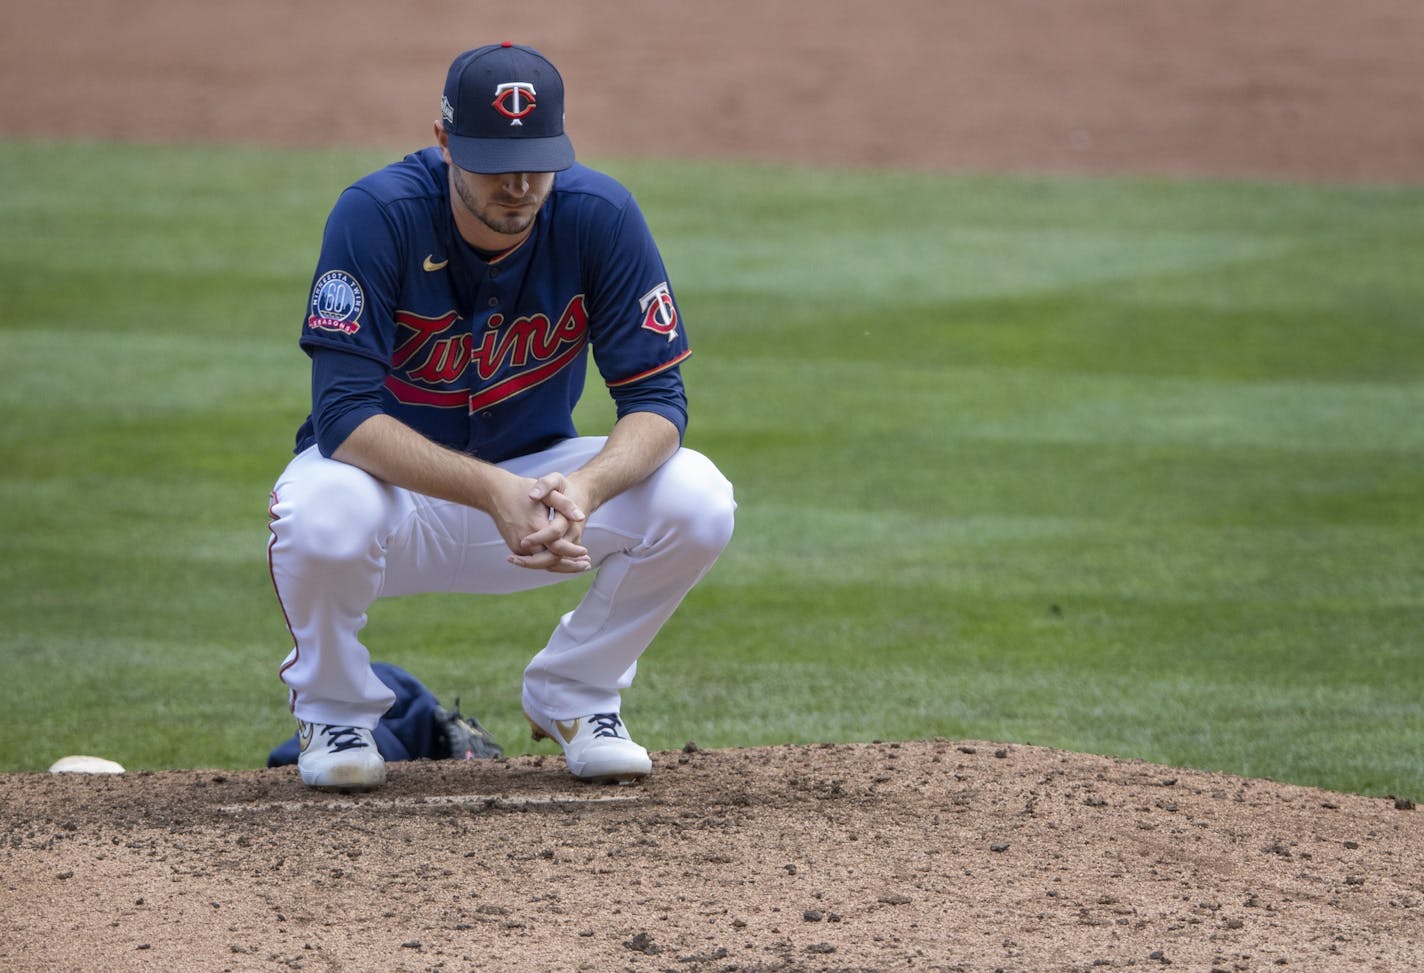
[
  {"xmin": 322, "ymin": 725, "xmax": 371, "ymax": 753},
  {"xmin": 589, "ymin": 713, "xmax": 625, "ymax": 739}
]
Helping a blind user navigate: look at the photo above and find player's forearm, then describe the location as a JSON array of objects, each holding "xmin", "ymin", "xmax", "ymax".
[
  {"xmin": 569, "ymin": 411, "xmax": 680, "ymax": 511},
  {"xmin": 332, "ymin": 413, "xmax": 509, "ymax": 513}
]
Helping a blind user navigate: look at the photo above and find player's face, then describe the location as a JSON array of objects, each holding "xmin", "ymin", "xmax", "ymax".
[{"xmin": 449, "ymin": 166, "xmax": 555, "ymax": 238}]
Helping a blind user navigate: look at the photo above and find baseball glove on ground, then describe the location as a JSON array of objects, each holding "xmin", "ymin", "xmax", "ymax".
[{"xmin": 433, "ymin": 699, "xmax": 505, "ymax": 760}]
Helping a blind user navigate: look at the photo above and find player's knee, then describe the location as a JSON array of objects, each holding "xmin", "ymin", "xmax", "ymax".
[
  {"xmin": 272, "ymin": 464, "xmax": 394, "ymax": 565},
  {"xmin": 689, "ymin": 476, "xmax": 737, "ymax": 557},
  {"xmin": 661, "ymin": 450, "xmax": 736, "ymax": 557}
]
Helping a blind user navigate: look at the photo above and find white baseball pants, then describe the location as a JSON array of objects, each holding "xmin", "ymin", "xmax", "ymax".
[{"xmin": 267, "ymin": 437, "xmax": 735, "ymax": 729}]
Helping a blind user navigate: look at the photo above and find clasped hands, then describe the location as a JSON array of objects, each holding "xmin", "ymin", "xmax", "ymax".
[{"xmin": 497, "ymin": 471, "xmax": 593, "ymax": 574}]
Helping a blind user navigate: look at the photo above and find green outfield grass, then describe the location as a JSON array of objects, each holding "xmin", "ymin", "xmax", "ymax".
[{"xmin": 1, "ymin": 138, "xmax": 1420, "ymax": 798}]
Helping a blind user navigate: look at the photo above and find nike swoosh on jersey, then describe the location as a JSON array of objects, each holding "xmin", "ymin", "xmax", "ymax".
[{"xmin": 423, "ymin": 255, "xmax": 449, "ymax": 272}]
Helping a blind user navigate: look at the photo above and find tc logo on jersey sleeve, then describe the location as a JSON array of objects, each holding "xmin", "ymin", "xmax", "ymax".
[
  {"xmin": 638, "ymin": 281, "xmax": 679, "ymax": 341},
  {"xmin": 308, "ymin": 270, "xmax": 365, "ymax": 335}
]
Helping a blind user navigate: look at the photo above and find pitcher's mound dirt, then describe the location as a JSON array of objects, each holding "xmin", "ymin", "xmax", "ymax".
[
  {"xmin": 3, "ymin": 1, "xmax": 1424, "ymax": 970},
  {"xmin": 4, "ymin": 741, "xmax": 1423, "ymax": 972}
]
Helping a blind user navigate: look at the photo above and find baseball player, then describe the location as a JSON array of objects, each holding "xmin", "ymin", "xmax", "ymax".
[{"xmin": 266, "ymin": 42, "xmax": 736, "ymax": 791}]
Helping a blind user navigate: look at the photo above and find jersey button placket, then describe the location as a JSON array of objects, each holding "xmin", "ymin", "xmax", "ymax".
[{"xmin": 470, "ymin": 275, "xmax": 505, "ymax": 447}]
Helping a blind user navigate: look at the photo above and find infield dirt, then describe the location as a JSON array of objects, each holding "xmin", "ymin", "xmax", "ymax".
[{"xmin": 2, "ymin": 2, "xmax": 1423, "ymax": 970}]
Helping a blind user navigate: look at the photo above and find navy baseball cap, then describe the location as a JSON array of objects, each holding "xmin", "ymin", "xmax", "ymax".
[{"xmin": 441, "ymin": 42, "xmax": 575, "ymax": 174}]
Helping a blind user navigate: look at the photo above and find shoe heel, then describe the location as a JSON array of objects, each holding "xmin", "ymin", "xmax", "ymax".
[{"xmin": 525, "ymin": 713, "xmax": 550, "ymax": 742}]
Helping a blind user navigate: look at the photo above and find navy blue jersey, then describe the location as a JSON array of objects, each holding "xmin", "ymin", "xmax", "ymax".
[{"xmin": 293, "ymin": 147, "xmax": 690, "ymax": 463}]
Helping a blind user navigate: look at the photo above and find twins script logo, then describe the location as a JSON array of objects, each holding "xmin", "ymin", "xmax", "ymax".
[
  {"xmin": 492, "ymin": 82, "xmax": 537, "ymax": 126},
  {"xmin": 638, "ymin": 281, "xmax": 679, "ymax": 341},
  {"xmin": 385, "ymin": 295, "xmax": 589, "ymax": 412}
]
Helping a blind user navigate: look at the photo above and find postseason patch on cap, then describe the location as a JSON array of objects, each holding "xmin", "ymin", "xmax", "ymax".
[{"xmin": 308, "ymin": 270, "xmax": 364, "ymax": 335}]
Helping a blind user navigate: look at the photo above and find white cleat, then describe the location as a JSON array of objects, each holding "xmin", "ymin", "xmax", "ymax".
[
  {"xmin": 296, "ymin": 720, "xmax": 387, "ymax": 791},
  {"xmin": 525, "ymin": 708, "xmax": 652, "ymax": 783}
]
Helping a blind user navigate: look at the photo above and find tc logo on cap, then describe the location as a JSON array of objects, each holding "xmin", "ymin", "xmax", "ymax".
[
  {"xmin": 492, "ymin": 82, "xmax": 537, "ymax": 126},
  {"xmin": 441, "ymin": 43, "xmax": 575, "ymax": 173}
]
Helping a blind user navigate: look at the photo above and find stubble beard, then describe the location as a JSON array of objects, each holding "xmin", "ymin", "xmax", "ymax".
[{"xmin": 452, "ymin": 172, "xmax": 540, "ymax": 237}]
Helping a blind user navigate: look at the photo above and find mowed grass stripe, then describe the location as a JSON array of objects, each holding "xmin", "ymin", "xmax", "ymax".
[{"xmin": 0, "ymin": 138, "xmax": 1420, "ymax": 800}]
